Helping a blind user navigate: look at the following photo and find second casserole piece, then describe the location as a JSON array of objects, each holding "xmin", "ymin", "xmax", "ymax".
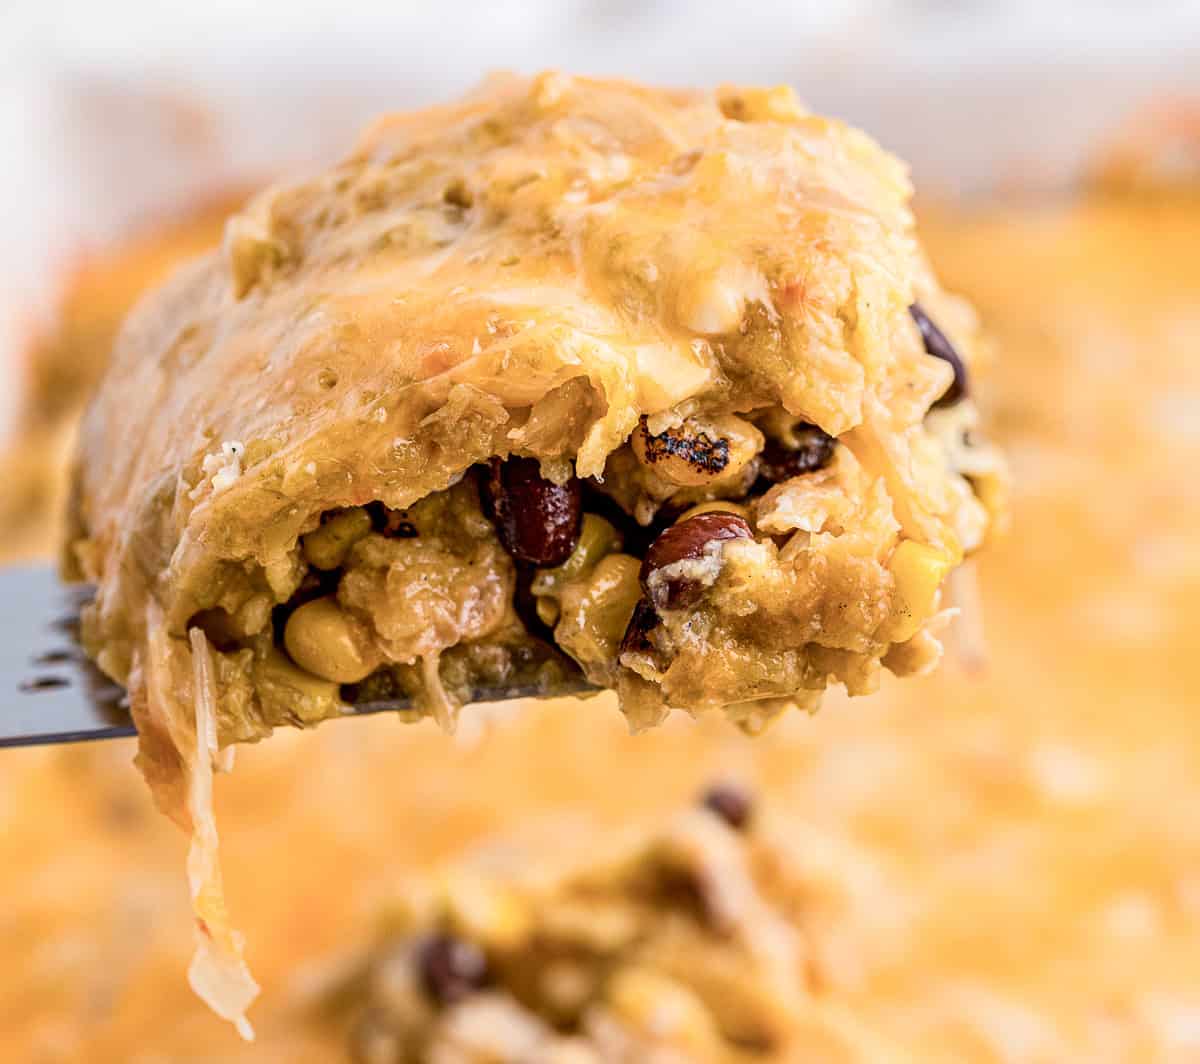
[{"xmin": 344, "ymin": 785, "xmax": 899, "ymax": 1063}]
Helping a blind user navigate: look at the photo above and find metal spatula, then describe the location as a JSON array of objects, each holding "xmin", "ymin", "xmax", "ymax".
[{"xmin": 0, "ymin": 564, "xmax": 596, "ymax": 748}]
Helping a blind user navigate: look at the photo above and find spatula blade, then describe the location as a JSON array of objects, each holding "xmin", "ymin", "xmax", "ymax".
[
  {"xmin": 0, "ymin": 564, "xmax": 133, "ymax": 747},
  {"xmin": 0, "ymin": 564, "xmax": 599, "ymax": 748}
]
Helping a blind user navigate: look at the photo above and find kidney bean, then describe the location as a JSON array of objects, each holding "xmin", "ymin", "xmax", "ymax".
[
  {"xmin": 416, "ymin": 933, "xmax": 489, "ymax": 1006},
  {"xmin": 910, "ymin": 303, "xmax": 968, "ymax": 407},
  {"xmin": 639, "ymin": 511, "xmax": 753, "ymax": 609},
  {"xmin": 481, "ymin": 457, "xmax": 582, "ymax": 566}
]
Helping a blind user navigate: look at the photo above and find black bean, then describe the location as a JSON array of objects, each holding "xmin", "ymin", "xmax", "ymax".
[
  {"xmin": 700, "ymin": 784, "xmax": 753, "ymax": 830},
  {"xmin": 481, "ymin": 457, "xmax": 582, "ymax": 567},
  {"xmin": 415, "ymin": 933, "xmax": 489, "ymax": 1006},
  {"xmin": 910, "ymin": 303, "xmax": 968, "ymax": 408},
  {"xmin": 756, "ymin": 424, "xmax": 836, "ymax": 484},
  {"xmin": 639, "ymin": 512, "xmax": 753, "ymax": 610}
]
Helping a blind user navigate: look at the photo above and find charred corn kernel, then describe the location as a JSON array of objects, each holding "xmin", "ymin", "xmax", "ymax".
[
  {"xmin": 283, "ymin": 596, "xmax": 379, "ymax": 683},
  {"xmin": 884, "ymin": 541, "xmax": 954, "ymax": 643},
  {"xmin": 443, "ymin": 874, "xmax": 532, "ymax": 952},
  {"xmin": 605, "ymin": 968, "xmax": 719, "ymax": 1052},
  {"xmin": 677, "ymin": 499, "xmax": 753, "ymax": 525},
  {"xmin": 555, "ymin": 553, "xmax": 643, "ymax": 668},
  {"xmin": 531, "ymin": 514, "xmax": 621, "ymax": 597},
  {"xmin": 302, "ymin": 507, "xmax": 373, "ymax": 570},
  {"xmin": 631, "ymin": 414, "xmax": 762, "ymax": 487}
]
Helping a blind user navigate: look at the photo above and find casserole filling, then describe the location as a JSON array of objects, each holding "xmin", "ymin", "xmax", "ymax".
[{"xmin": 181, "ymin": 356, "xmax": 1003, "ymax": 739}]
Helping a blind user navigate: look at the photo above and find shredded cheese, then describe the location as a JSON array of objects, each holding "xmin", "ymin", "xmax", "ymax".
[
  {"xmin": 187, "ymin": 628, "xmax": 260, "ymax": 1040},
  {"xmin": 421, "ymin": 652, "xmax": 459, "ymax": 733}
]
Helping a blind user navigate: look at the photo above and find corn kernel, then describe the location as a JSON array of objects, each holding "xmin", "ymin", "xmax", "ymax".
[
  {"xmin": 884, "ymin": 540, "xmax": 954, "ymax": 644},
  {"xmin": 555, "ymin": 553, "xmax": 643, "ymax": 669}
]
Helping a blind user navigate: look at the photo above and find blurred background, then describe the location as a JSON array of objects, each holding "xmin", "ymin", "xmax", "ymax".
[{"xmin": 1, "ymin": 2, "xmax": 1199, "ymax": 1061}]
